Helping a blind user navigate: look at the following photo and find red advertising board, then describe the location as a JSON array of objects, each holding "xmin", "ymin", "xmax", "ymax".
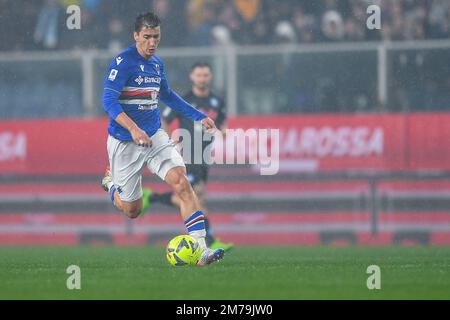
[
  {"xmin": 407, "ymin": 113, "xmax": 450, "ymax": 170},
  {"xmin": 1, "ymin": 113, "xmax": 449, "ymax": 175},
  {"xmin": 0, "ymin": 119, "xmax": 109, "ymax": 175},
  {"xmin": 228, "ymin": 114, "xmax": 407, "ymax": 172}
]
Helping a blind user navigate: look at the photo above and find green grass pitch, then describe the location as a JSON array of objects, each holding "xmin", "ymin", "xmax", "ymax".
[{"xmin": 0, "ymin": 246, "xmax": 449, "ymax": 299}]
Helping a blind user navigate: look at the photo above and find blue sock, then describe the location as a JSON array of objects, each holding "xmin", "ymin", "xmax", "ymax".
[
  {"xmin": 185, "ymin": 210, "xmax": 207, "ymax": 250},
  {"xmin": 184, "ymin": 210, "xmax": 206, "ymax": 233},
  {"xmin": 109, "ymin": 185, "xmax": 116, "ymax": 205}
]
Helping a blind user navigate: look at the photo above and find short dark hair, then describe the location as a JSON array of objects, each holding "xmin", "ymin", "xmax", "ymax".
[
  {"xmin": 191, "ymin": 62, "xmax": 212, "ymax": 72},
  {"xmin": 134, "ymin": 12, "xmax": 161, "ymax": 33}
]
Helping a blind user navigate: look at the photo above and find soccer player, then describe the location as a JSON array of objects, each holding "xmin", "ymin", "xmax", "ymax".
[
  {"xmin": 142, "ymin": 62, "xmax": 234, "ymax": 251},
  {"xmin": 101, "ymin": 12, "xmax": 224, "ymax": 266}
]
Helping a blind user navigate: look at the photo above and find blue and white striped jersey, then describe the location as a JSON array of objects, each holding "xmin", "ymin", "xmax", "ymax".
[{"xmin": 103, "ymin": 44, "xmax": 207, "ymax": 141}]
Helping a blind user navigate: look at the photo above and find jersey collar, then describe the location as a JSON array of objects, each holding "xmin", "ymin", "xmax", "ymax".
[{"xmin": 132, "ymin": 44, "xmax": 154, "ymax": 63}]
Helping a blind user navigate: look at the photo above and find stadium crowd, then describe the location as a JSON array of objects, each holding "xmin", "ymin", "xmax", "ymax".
[
  {"xmin": 1, "ymin": 0, "xmax": 449, "ymax": 51},
  {"xmin": 0, "ymin": 0, "xmax": 449, "ymax": 116}
]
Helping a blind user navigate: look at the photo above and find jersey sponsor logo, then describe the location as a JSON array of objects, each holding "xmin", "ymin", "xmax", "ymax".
[
  {"xmin": 116, "ymin": 56, "xmax": 123, "ymax": 65},
  {"xmin": 150, "ymin": 91, "xmax": 158, "ymax": 100},
  {"xmin": 108, "ymin": 69, "xmax": 118, "ymax": 81},
  {"xmin": 144, "ymin": 77, "xmax": 161, "ymax": 84},
  {"xmin": 137, "ymin": 104, "xmax": 158, "ymax": 111},
  {"xmin": 135, "ymin": 75, "xmax": 144, "ymax": 85},
  {"xmin": 134, "ymin": 76, "xmax": 161, "ymax": 85}
]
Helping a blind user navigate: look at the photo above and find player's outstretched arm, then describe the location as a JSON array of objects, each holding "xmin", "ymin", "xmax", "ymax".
[
  {"xmin": 158, "ymin": 60, "xmax": 207, "ymax": 122},
  {"xmin": 160, "ymin": 87, "xmax": 207, "ymax": 122}
]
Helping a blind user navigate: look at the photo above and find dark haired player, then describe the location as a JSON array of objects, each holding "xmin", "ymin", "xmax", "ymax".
[
  {"xmin": 142, "ymin": 62, "xmax": 234, "ymax": 251},
  {"xmin": 101, "ymin": 12, "xmax": 225, "ymax": 266}
]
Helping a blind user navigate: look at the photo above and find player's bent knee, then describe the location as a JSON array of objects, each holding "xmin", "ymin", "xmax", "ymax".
[
  {"xmin": 166, "ymin": 168, "xmax": 195, "ymax": 201},
  {"xmin": 121, "ymin": 201, "xmax": 142, "ymax": 219},
  {"xmin": 178, "ymin": 176, "xmax": 193, "ymax": 194},
  {"xmin": 175, "ymin": 180, "xmax": 195, "ymax": 201},
  {"xmin": 165, "ymin": 167, "xmax": 186, "ymax": 184},
  {"xmin": 170, "ymin": 171, "xmax": 189, "ymax": 190},
  {"xmin": 125, "ymin": 209, "xmax": 141, "ymax": 219}
]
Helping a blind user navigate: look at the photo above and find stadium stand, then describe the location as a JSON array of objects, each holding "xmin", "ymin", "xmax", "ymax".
[{"xmin": 0, "ymin": 0, "xmax": 449, "ymax": 51}]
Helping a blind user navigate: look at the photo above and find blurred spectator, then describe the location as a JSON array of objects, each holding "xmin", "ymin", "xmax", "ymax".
[
  {"xmin": 211, "ymin": 25, "xmax": 233, "ymax": 46},
  {"xmin": 81, "ymin": 0, "xmax": 102, "ymax": 13},
  {"xmin": 321, "ymin": 10, "xmax": 345, "ymax": 41},
  {"xmin": 106, "ymin": 17, "xmax": 126, "ymax": 52},
  {"xmin": 345, "ymin": 18, "xmax": 365, "ymax": 41},
  {"xmin": 291, "ymin": 6, "xmax": 317, "ymax": 43},
  {"xmin": 234, "ymin": 0, "xmax": 260, "ymax": 22},
  {"xmin": 274, "ymin": 21, "xmax": 297, "ymax": 44},
  {"xmin": 0, "ymin": 0, "xmax": 41, "ymax": 51},
  {"xmin": 34, "ymin": 0, "xmax": 62, "ymax": 49},
  {"xmin": 251, "ymin": 18, "xmax": 271, "ymax": 44},
  {"xmin": 428, "ymin": 0, "xmax": 450, "ymax": 38},
  {"xmin": 189, "ymin": 4, "xmax": 217, "ymax": 46},
  {"xmin": 153, "ymin": 0, "xmax": 188, "ymax": 47},
  {"xmin": 218, "ymin": 2, "xmax": 241, "ymax": 43},
  {"xmin": 187, "ymin": 0, "xmax": 206, "ymax": 29}
]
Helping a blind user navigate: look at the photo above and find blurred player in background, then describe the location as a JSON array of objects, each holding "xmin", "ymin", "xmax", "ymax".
[
  {"xmin": 101, "ymin": 12, "xmax": 225, "ymax": 266},
  {"xmin": 142, "ymin": 62, "xmax": 234, "ymax": 251}
]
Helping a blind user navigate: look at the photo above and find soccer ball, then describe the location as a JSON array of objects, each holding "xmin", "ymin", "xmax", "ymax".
[{"xmin": 166, "ymin": 235, "xmax": 202, "ymax": 266}]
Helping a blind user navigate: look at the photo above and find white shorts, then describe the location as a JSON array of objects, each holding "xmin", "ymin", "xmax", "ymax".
[{"xmin": 107, "ymin": 129, "xmax": 185, "ymax": 202}]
